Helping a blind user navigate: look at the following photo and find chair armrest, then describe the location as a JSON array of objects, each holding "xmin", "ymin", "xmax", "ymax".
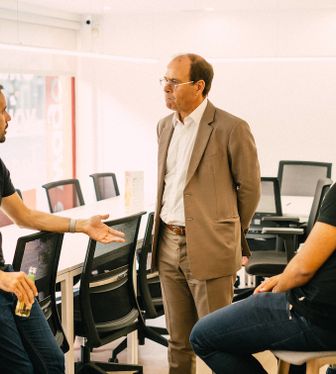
[
  {"xmin": 262, "ymin": 216, "xmax": 300, "ymax": 224},
  {"xmin": 261, "ymin": 227, "xmax": 304, "ymax": 235},
  {"xmin": 261, "ymin": 227, "xmax": 304, "ymax": 262}
]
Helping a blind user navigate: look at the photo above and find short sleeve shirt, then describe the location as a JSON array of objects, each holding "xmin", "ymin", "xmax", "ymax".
[
  {"xmin": 288, "ymin": 183, "xmax": 336, "ymax": 330},
  {"xmin": 0, "ymin": 158, "xmax": 16, "ymax": 266}
]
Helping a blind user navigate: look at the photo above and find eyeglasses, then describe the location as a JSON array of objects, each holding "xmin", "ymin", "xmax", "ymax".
[{"xmin": 159, "ymin": 77, "xmax": 194, "ymax": 89}]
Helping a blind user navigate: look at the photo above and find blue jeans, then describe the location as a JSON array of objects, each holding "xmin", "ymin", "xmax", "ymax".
[
  {"xmin": 190, "ymin": 292, "xmax": 336, "ymax": 374},
  {"xmin": 0, "ymin": 266, "xmax": 64, "ymax": 373}
]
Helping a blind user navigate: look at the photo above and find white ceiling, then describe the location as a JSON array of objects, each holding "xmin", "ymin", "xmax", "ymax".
[{"xmin": 5, "ymin": 0, "xmax": 336, "ymax": 16}]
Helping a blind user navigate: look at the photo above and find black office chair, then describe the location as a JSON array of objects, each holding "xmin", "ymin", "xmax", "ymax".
[
  {"xmin": 234, "ymin": 177, "xmax": 287, "ymax": 299},
  {"xmin": 90, "ymin": 173, "xmax": 120, "ymax": 201},
  {"xmin": 247, "ymin": 177, "xmax": 284, "ymax": 251},
  {"xmin": 42, "ymin": 178, "xmax": 85, "ymax": 213},
  {"xmin": 137, "ymin": 212, "xmax": 168, "ymax": 346},
  {"xmin": 278, "ymin": 160, "xmax": 332, "ymax": 197},
  {"xmin": 12, "ymin": 231, "xmax": 69, "ymax": 358},
  {"xmin": 74, "ymin": 212, "xmax": 145, "ymax": 374},
  {"xmin": 245, "ymin": 178, "xmax": 333, "ymax": 279},
  {"xmin": 110, "ymin": 212, "xmax": 168, "ymax": 362}
]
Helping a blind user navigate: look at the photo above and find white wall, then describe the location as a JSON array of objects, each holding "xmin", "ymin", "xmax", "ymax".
[
  {"xmin": 80, "ymin": 7, "xmax": 336, "ymax": 204},
  {"xmin": 1, "ymin": 5, "xmax": 336, "ymax": 206}
]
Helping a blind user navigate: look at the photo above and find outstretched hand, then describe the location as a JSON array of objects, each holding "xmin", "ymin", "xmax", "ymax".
[
  {"xmin": 0, "ymin": 270, "xmax": 37, "ymax": 305},
  {"xmin": 81, "ymin": 214, "xmax": 126, "ymax": 244}
]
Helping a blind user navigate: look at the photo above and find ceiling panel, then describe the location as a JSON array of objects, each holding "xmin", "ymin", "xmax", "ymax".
[{"xmin": 2, "ymin": 0, "xmax": 336, "ymax": 17}]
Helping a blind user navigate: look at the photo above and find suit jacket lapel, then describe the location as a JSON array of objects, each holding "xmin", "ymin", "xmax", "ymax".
[
  {"xmin": 158, "ymin": 116, "xmax": 174, "ymax": 196},
  {"xmin": 185, "ymin": 101, "xmax": 215, "ymax": 186}
]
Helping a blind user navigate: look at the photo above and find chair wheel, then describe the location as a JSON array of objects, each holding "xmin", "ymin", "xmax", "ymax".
[{"xmin": 109, "ymin": 357, "xmax": 119, "ymax": 363}]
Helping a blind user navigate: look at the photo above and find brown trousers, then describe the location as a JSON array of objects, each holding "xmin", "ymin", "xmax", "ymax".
[{"xmin": 158, "ymin": 226, "xmax": 235, "ymax": 374}]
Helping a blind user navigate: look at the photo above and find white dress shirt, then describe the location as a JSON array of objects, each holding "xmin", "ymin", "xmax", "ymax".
[{"xmin": 160, "ymin": 99, "xmax": 208, "ymax": 226}]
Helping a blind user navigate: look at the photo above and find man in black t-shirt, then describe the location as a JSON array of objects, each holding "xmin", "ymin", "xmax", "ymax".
[
  {"xmin": 0, "ymin": 85, "xmax": 125, "ymax": 373},
  {"xmin": 190, "ymin": 182, "xmax": 336, "ymax": 374}
]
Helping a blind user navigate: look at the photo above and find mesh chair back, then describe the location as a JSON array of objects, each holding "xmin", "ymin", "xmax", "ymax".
[
  {"xmin": 278, "ymin": 161, "xmax": 332, "ymax": 197},
  {"xmin": 90, "ymin": 173, "xmax": 120, "ymax": 201},
  {"xmin": 42, "ymin": 178, "xmax": 85, "ymax": 213},
  {"xmin": 137, "ymin": 212, "xmax": 163, "ymax": 318},
  {"xmin": 306, "ymin": 178, "xmax": 333, "ymax": 235},
  {"xmin": 250, "ymin": 177, "xmax": 282, "ymax": 232},
  {"xmin": 12, "ymin": 231, "xmax": 68, "ymax": 352},
  {"xmin": 77, "ymin": 212, "xmax": 145, "ymax": 347}
]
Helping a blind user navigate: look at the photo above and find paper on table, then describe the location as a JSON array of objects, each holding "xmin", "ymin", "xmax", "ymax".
[{"xmin": 125, "ymin": 171, "xmax": 144, "ymax": 212}]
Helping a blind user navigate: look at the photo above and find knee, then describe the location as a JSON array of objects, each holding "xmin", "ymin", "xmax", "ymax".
[{"xmin": 189, "ymin": 319, "xmax": 207, "ymax": 356}]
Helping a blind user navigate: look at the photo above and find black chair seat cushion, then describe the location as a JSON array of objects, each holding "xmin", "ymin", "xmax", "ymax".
[{"xmin": 246, "ymin": 250, "xmax": 287, "ymax": 277}]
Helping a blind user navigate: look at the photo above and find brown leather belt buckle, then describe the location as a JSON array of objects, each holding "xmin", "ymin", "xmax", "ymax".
[{"xmin": 166, "ymin": 224, "xmax": 186, "ymax": 236}]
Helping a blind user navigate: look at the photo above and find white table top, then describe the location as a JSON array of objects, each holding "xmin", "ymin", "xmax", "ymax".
[{"xmin": 281, "ymin": 195, "xmax": 313, "ymax": 219}]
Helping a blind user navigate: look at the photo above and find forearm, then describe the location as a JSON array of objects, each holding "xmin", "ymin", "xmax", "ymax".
[
  {"xmin": 1, "ymin": 193, "xmax": 125, "ymax": 244},
  {"xmin": 272, "ymin": 261, "xmax": 314, "ymax": 292},
  {"xmin": 271, "ymin": 223, "xmax": 336, "ymax": 292},
  {"xmin": 14, "ymin": 208, "xmax": 77, "ymax": 233},
  {"xmin": 254, "ymin": 261, "xmax": 313, "ymax": 294}
]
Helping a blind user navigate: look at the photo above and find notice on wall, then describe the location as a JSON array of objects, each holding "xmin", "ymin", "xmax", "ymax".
[{"xmin": 125, "ymin": 171, "xmax": 144, "ymax": 212}]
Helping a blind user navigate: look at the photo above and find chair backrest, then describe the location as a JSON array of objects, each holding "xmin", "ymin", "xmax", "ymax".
[
  {"xmin": 89, "ymin": 172, "xmax": 120, "ymax": 201},
  {"xmin": 137, "ymin": 212, "xmax": 163, "ymax": 318},
  {"xmin": 278, "ymin": 160, "xmax": 332, "ymax": 197},
  {"xmin": 12, "ymin": 231, "xmax": 69, "ymax": 353},
  {"xmin": 250, "ymin": 177, "xmax": 282, "ymax": 230},
  {"xmin": 78, "ymin": 212, "xmax": 145, "ymax": 348},
  {"xmin": 306, "ymin": 178, "xmax": 333, "ymax": 235},
  {"xmin": 42, "ymin": 178, "xmax": 85, "ymax": 213}
]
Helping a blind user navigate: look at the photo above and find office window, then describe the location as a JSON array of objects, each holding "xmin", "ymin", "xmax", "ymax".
[{"xmin": 0, "ymin": 74, "xmax": 75, "ymax": 209}]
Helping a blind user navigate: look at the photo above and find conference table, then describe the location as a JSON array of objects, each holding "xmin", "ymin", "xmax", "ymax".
[
  {"xmin": 1, "ymin": 196, "xmax": 153, "ymax": 374},
  {"xmin": 281, "ymin": 195, "xmax": 313, "ymax": 218}
]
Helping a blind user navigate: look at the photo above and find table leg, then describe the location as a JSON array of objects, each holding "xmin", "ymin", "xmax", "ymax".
[{"xmin": 60, "ymin": 273, "xmax": 74, "ymax": 374}]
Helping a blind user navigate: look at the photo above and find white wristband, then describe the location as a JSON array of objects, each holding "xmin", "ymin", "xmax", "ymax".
[{"xmin": 69, "ymin": 219, "xmax": 77, "ymax": 233}]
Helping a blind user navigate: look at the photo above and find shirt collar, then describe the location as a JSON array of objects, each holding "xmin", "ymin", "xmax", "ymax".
[{"xmin": 172, "ymin": 98, "xmax": 208, "ymax": 128}]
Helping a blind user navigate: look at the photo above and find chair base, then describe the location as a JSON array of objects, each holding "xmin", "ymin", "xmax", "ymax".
[
  {"xmin": 76, "ymin": 361, "xmax": 143, "ymax": 374},
  {"xmin": 110, "ymin": 325, "xmax": 168, "ymax": 362},
  {"xmin": 140, "ymin": 325, "xmax": 168, "ymax": 347}
]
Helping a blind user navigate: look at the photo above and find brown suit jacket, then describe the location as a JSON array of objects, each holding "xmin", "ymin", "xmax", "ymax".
[{"xmin": 152, "ymin": 101, "xmax": 261, "ymax": 280}]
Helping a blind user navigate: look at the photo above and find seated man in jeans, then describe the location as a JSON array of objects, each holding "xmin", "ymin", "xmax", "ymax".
[
  {"xmin": 0, "ymin": 84, "xmax": 125, "ymax": 373},
  {"xmin": 190, "ymin": 181, "xmax": 336, "ymax": 374}
]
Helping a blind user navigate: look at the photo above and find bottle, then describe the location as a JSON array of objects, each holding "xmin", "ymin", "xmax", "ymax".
[{"xmin": 15, "ymin": 266, "xmax": 37, "ymax": 318}]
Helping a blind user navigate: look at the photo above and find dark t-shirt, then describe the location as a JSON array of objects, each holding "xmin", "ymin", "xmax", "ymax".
[
  {"xmin": 288, "ymin": 182, "xmax": 336, "ymax": 330},
  {"xmin": 0, "ymin": 158, "xmax": 16, "ymax": 266}
]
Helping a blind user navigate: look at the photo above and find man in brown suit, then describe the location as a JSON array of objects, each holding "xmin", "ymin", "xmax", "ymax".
[{"xmin": 152, "ymin": 54, "xmax": 260, "ymax": 374}]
